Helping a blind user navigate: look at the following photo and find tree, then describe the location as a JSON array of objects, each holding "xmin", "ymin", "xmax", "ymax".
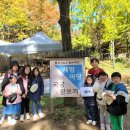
[
  {"xmin": 102, "ymin": 0, "xmax": 130, "ymax": 66},
  {"xmin": 57, "ymin": 0, "xmax": 78, "ymax": 106},
  {"xmin": 0, "ymin": 0, "xmax": 60, "ymax": 42},
  {"xmin": 70, "ymin": 0, "xmax": 130, "ymax": 59},
  {"xmin": 70, "ymin": 0, "xmax": 105, "ymax": 59},
  {"xmin": 57, "ymin": 0, "xmax": 72, "ymax": 51}
]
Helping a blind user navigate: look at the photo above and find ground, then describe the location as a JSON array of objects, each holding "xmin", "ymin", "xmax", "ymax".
[
  {"xmin": 0, "ymin": 59, "xmax": 130, "ymax": 130},
  {"xmin": 0, "ymin": 98, "xmax": 130, "ymax": 130}
]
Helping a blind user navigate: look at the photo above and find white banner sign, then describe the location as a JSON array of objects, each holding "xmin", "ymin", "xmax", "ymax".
[
  {"xmin": 80, "ymin": 87, "xmax": 94, "ymax": 97},
  {"xmin": 43, "ymin": 79, "xmax": 50, "ymax": 94},
  {"xmin": 50, "ymin": 58, "xmax": 85, "ymax": 97}
]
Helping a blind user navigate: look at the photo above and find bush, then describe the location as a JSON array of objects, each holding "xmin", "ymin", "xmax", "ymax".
[
  {"xmin": 115, "ymin": 57, "xmax": 123, "ymax": 63},
  {"xmin": 115, "ymin": 57, "xmax": 128, "ymax": 64},
  {"xmin": 125, "ymin": 60, "xmax": 130, "ymax": 68}
]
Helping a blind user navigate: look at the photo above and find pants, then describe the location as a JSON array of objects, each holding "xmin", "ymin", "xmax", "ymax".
[
  {"xmin": 99, "ymin": 104, "xmax": 110, "ymax": 124},
  {"xmin": 21, "ymin": 97, "xmax": 30, "ymax": 114},
  {"xmin": 32, "ymin": 100, "xmax": 42, "ymax": 115},
  {"xmin": 110, "ymin": 114, "xmax": 123, "ymax": 130},
  {"xmin": 84, "ymin": 102, "xmax": 98, "ymax": 121}
]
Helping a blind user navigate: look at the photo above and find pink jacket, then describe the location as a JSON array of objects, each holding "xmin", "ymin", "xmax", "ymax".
[
  {"xmin": 22, "ymin": 77, "xmax": 28, "ymax": 95},
  {"xmin": 3, "ymin": 83, "xmax": 22, "ymax": 105}
]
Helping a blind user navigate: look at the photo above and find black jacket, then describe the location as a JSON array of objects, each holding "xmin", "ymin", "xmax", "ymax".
[
  {"xmin": 107, "ymin": 95, "xmax": 127, "ymax": 116},
  {"xmin": 106, "ymin": 83, "xmax": 128, "ymax": 116}
]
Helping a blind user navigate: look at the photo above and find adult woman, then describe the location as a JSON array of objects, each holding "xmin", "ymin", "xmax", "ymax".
[{"xmin": 88, "ymin": 58, "xmax": 104, "ymax": 79}]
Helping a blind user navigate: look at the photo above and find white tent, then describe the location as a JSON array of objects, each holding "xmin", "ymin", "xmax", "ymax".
[
  {"xmin": 0, "ymin": 40, "xmax": 13, "ymax": 45},
  {"xmin": 0, "ymin": 32, "xmax": 62, "ymax": 55}
]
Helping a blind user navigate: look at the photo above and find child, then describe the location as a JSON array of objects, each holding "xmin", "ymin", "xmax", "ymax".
[
  {"xmin": 29, "ymin": 67, "xmax": 45, "ymax": 121},
  {"xmin": 82, "ymin": 75, "xmax": 98, "ymax": 126},
  {"xmin": 93, "ymin": 72, "xmax": 111, "ymax": 130},
  {"xmin": 104, "ymin": 72, "xmax": 129, "ymax": 130},
  {"xmin": 20, "ymin": 65, "xmax": 32, "ymax": 122},
  {"xmin": 2, "ymin": 74, "xmax": 22, "ymax": 125},
  {"xmin": 0, "ymin": 61, "xmax": 24, "ymax": 124}
]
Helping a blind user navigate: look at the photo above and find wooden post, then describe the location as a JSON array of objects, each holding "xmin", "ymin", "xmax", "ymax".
[{"xmin": 50, "ymin": 98, "xmax": 54, "ymax": 113}]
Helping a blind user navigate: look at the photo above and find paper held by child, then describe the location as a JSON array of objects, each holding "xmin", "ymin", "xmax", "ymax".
[
  {"xmin": 80, "ymin": 87, "xmax": 94, "ymax": 97},
  {"xmin": 105, "ymin": 90, "xmax": 114, "ymax": 96}
]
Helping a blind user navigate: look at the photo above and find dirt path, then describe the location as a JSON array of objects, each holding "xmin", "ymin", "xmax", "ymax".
[{"xmin": 0, "ymin": 101, "xmax": 130, "ymax": 130}]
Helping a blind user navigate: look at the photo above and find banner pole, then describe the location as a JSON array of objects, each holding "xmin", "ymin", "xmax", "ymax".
[{"xmin": 50, "ymin": 98, "xmax": 54, "ymax": 113}]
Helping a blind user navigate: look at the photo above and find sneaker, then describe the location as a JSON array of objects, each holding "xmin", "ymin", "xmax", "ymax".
[
  {"xmin": 14, "ymin": 114, "xmax": 20, "ymax": 120},
  {"xmin": 38, "ymin": 113, "xmax": 45, "ymax": 119},
  {"xmin": 20, "ymin": 115, "xmax": 24, "ymax": 122},
  {"xmin": 92, "ymin": 121, "xmax": 97, "ymax": 126},
  {"xmin": 26, "ymin": 113, "xmax": 30, "ymax": 120},
  {"xmin": 7, "ymin": 116, "xmax": 12, "ymax": 124},
  {"xmin": 33, "ymin": 114, "xmax": 39, "ymax": 121},
  {"xmin": 106, "ymin": 124, "xmax": 111, "ymax": 130},
  {"xmin": 0, "ymin": 117, "xmax": 5, "ymax": 125},
  {"xmin": 8, "ymin": 117, "xmax": 16, "ymax": 125},
  {"xmin": 101, "ymin": 123, "xmax": 105, "ymax": 130},
  {"xmin": 86, "ymin": 120, "xmax": 92, "ymax": 125}
]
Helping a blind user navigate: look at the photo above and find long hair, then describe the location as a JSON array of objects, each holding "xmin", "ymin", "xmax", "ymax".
[
  {"xmin": 21, "ymin": 65, "xmax": 31, "ymax": 79},
  {"xmin": 84, "ymin": 75, "xmax": 95, "ymax": 86},
  {"xmin": 32, "ymin": 67, "xmax": 41, "ymax": 79}
]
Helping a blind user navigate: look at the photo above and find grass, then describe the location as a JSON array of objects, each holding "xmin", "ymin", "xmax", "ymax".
[
  {"xmin": 0, "ymin": 96, "xmax": 2, "ymax": 109},
  {"xmin": 85, "ymin": 57, "xmax": 130, "ymax": 77},
  {"xmin": 41, "ymin": 96, "xmax": 64, "ymax": 108},
  {"xmin": 0, "ymin": 96, "xmax": 64, "ymax": 110}
]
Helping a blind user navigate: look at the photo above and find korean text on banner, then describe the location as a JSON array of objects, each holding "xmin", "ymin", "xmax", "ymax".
[{"xmin": 50, "ymin": 58, "xmax": 85, "ymax": 97}]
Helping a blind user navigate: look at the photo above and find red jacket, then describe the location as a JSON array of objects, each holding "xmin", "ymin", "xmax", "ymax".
[{"xmin": 88, "ymin": 68, "xmax": 104, "ymax": 78}]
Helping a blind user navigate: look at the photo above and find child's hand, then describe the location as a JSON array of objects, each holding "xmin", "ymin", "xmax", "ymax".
[
  {"xmin": 105, "ymin": 93, "xmax": 116, "ymax": 100},
  {"xmin": 22, "ymin": 94, "xmax": 26, "ymax": 98},
  {"xmin": 111, "ymin": 94, "xmax": 116, "ymax": 100}
]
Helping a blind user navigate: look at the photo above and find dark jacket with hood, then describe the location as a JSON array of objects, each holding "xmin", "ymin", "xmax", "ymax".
[{"xmin": 106, "ymin": 83, "xmax": 129, "ymax": 116}]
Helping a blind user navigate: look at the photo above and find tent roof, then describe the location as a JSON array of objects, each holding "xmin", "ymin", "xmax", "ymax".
[
  {"xmin": 0, "ymin": 32, "xmax": 62, "ymax": 55},
  {"xmin": 0, "ymin": 40, "xmax": 13, "ymax": 45},
  {"xmin": 15, "ymin": 32, "xmax": 59, "ymax": 45}
]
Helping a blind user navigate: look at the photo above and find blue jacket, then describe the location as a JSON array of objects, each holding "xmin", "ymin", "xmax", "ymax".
[{"xmin": 29, "ymin": 76, "xmax": 44, "ymax": 101}]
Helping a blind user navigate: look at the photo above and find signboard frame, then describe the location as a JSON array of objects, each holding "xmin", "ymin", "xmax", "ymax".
[{"xmin": 50, "ymin": 58, "xmax": 85, "ymax": 97}]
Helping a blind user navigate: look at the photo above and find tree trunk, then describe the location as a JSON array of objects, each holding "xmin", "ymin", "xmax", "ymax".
[
  {"xmin": 57, "ymin": 0, "xmax": 77, "ymax": 106},
  {"xmin": 126, "ymin": 35, "xmax": 130, "ymax": 58},
  {"xmin": 57, "ymin": 0, "xmax": 72, "ymax": 51},
  {"xmin": 96, "ymin": 28, "xmax": 103, "ymax": 60},
  {"xmin": 111, "ymin": 40, "xmax": 115, "ymax": 68}
]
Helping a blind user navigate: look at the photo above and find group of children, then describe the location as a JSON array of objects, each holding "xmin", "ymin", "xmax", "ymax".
[
  {"xmin": 0, "ymin": 61, "xmax": 45, "ymax": 125},
  {"xmin": 83, "ymin": 58, "xmax": 129, "ymax": 130},
  {"xmin": 0, "ymin": 58, "xmax": 129, "ymax": 130}
]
